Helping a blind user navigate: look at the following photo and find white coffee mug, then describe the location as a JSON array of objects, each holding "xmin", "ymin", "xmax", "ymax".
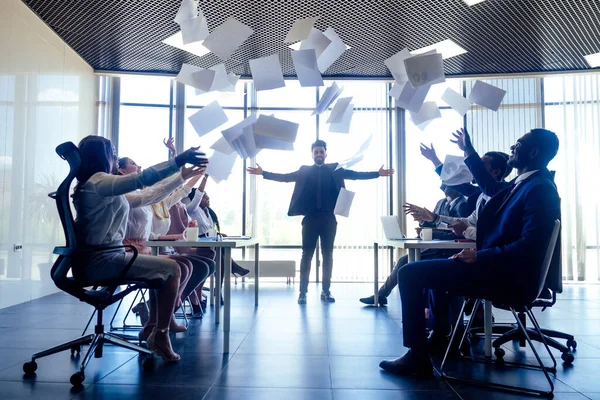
[
  {"xmin": 420, "ymin": 228, "xmax": 433, "ymax": 241},
  {"xmin": 183, "ymin": 227, "xmax": 199, "ymax": 241}
]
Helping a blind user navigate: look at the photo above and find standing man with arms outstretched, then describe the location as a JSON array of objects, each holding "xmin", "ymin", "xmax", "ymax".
[{"xmin": 247, "ymin": 140, "xmax": 395, "ymax": 304}]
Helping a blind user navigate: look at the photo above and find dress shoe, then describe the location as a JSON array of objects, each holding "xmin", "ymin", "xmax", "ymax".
[
  {"xmin": 298, "ymin": 293, "xmax": 307, "ymax": 305},
  {"xmin": 321, "ymin": 291, "xmax": 335, "ymax": 303},
  {"xmin": 359, "ymin": 295, "xmax": 388, "ymax": 305},
  {"xmin": 379, "ymin": 349, "xmax": 433, "ymax": 377}
]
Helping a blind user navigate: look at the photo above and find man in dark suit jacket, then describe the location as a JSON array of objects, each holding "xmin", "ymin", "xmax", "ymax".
[
  {"xmin": 379, "ymin": 128, "xmax": 561, "ymax": 377},
  {"xmin": 247, "ymin": 139, "xmax": 394, "ymax": 304}
]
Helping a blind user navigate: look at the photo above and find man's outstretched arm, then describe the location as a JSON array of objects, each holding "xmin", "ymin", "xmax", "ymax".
[
  {"xmin": 341, "ymin": 165, "xmax": 395, "ymax": 180},
  {"xmin": 246, "ymin": 164, "xmax": 299, "ymax": 182}
]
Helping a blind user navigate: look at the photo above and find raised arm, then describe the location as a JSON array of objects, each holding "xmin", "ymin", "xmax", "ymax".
[
  {"xmin": 340, "ymin": 165, "xmax": 394, "ymax": 180},
  {"xmin": 124, "ymin": 172, "xmax": 184, "ymax": 208},
  {"xmin": 247, "ymin": 164, "xmax": 299, "ymax": 182}
]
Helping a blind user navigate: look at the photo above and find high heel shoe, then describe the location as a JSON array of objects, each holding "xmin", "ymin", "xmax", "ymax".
[
  {"xmin": 147, "ymin": 328, "xmax": 181, "ymax": 362},
  {"xmin": 232, "ymin": 264, "xmax": 251, "ymax": 277},
  {"xmin": 138, "ymin": 323, "xmax": 155, "ymax": 343},
  {"xmin": 169, "ymin": 316, "xmax": 187, "ymax": 333}
]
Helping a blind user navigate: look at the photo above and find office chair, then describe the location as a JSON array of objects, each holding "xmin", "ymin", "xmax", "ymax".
[
  {"xmin": 22, "ymin": 142, "xmax": 154, "ymax": 386},
  {"xmin": 441, "ymin": 220, "xmax": 561, "ymax": 398}
]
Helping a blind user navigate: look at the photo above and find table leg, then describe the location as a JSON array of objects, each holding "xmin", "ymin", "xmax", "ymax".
[
  {"xmin": 223, "ymin": 247, "xmax": 232, "ymax": 354},
  {"xmin": 151, "ymin": 247, "xmax": 158, "ymax": 256},
  {"xmin": 414, "ymin": 249, "xmax": 421, "ymax": 262},
  {"xmin": 254, "ymin": 244, "xmax": 259, "ymax": 307},
  {"xmin": 408, "ymin": 249, "xmax": 416, "ymax": 263},
  {"xmin": 215, "ymin": 249, "xmax": 221, "ymax": 324},
  {"xmin": 209, "ymin": 275, "xmax": 214, "ymax": 306},
  {"xmin": 373, "ymin": 243, "xmax": 379, "ymax": 307},
  {"xmin": 484, "ymin": 300, "xmax": 493, "ymax": 358}
]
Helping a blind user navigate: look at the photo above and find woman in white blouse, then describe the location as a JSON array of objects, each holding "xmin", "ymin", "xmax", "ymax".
[{"xmin": 73, "ymin": 135, "xmax": 207, "ymax": 362}]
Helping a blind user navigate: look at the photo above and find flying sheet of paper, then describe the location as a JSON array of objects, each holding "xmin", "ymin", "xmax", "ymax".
[
  {"xmin": 254, "ymin": 134, "xmax": 295, "ymax": 151},
  {"xmin": 441, "ymin": 88, "xmax": 472, "ymax": 116},
  {"xmin": 174, "ymin": 0, "xmax": 198, "ymax": 24},
  {"xmin": 312, "ymin": 82, "xmax": 344, "ymax": 115},
  {"xmin": 335, "ymin": 135, "xmax": 372, "ymax": 170},
  {"xmin": 300, "ymin": 28, "xmax": 332, "ymax": 59},
  {"xmin": 232, "ymin": 125, "xmax": 259, "ymax": 159},
  {"xmin": 468, "ymin": 80, "xmax": 507, "ymax": 111},
  {"xmin": 202, "ymin": 17, "xmax": 253, "ymax": 61},
  {"xmin": 285, "ymin": 16, "xmax": 319, "ymax": 43},
  {"xmin": 249, "ymin": 54, "xmax": 286, "ymax": 91},
  {"xmin": 179, "ymin": 11, "xmax": 209, "ymax": 44},
  {"xmin": 162, "ymin": 32, "xmax": 210, "ymax": 58},
  {"xmin": 221, "ymin": 114, "xmax": 258, "ymax": 145},
  {"xmin": 440, "ymin": 155, "xmax": 474, "ymax": 186},
  {"xmin": 224, "ymin": 73, "xmax": 240, "ymax": 91},
  {"xmin": 205, "ymin": 151, "xmax": 237, "ymax": 183},
  {"xmin": 210, "ymin": 136, "xmax": 236, "ymax": 155},
  {"xmin": 188, "ymin": 101, "xmax": 229, "ymax": 137},
  {"xmin": 253, "ymin": 114, "xmax": 299, "ymax": 143},
  {"xmin": 175, "ymin": 63, "xmax": 205, "ymax": 89},
  {"xmin": 404, "ymin": 53, "xmax": 445, "ymax": 88},
  {"xmin": 326, "ymin": 97, "xmax": 353, "ymax": 123},
  {"xmin": 189, "ymin": 69, "xmax": 216, "ymax": 92},
  {"xmin": 334, "ymin": 187, "xmax": 356, "ymax": 217},
  {"xmin": 384, "ymin": 48, "xmax": 412, "ymax": 84},
  {"xmin": 394, "ymin": 81, "xmax": 430, "ymax": 113},
  {"xmin": 318, "ymin": 28, "xmax": 347, "ymax": 72},
  {"xmin": 329, "ymin": 103, "xmax": 354, "ymax": 133},
  {"xmin": 291, "ymin": 49, "xmax": 324, "ymax": 87},
  {"xmin": 410, "ymin": 101, "xmax": 441, "ymax": 127}
]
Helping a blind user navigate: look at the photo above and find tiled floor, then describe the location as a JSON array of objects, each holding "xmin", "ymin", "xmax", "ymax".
[{"xmin": 0, "ymin": 282, "xmax": 599, "ymax": 399}]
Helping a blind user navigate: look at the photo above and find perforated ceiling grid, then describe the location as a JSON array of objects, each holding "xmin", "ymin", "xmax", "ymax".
[{"xmin": 21, "ymin": 0, "xmax": 600, "ymax": 77}]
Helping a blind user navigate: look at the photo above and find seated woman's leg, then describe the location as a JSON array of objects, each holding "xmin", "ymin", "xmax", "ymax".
[{"xmin": 179, "ymin": 254, "xmax": 212, "ymax": 300}]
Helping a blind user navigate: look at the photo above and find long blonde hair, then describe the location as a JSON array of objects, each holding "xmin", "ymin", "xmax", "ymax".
[{"xmin": 151, "ymin": 200, "xmax": 170, "ymax": 220}]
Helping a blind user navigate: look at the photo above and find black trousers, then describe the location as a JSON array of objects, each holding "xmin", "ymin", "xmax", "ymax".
[
  {"xmin": 397, "ymin": 258, "xmax": 505, "ymax": 350},
  {"xmin": 300, "ymin": 214, "xmax": 337, "ymax": 294}
]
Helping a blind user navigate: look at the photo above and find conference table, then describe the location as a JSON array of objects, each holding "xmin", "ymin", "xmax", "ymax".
[
  {"xmin": 144, "ymin": 237, "xmax": 260, "ymax": 353},
  {"xmin": 373, "ymin": 238, "xmax": 494, "ymax": 357}
]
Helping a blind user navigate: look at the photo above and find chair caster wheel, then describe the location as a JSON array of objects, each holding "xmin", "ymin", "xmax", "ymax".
[
  {"xmin": 71, "ymin": 345, "xmax": 81, "ymax": 356},
  {"xmin": 494, "ymin": 348, "xmax": 506, "ymax": 361},
  {"xmin": 70, "ymin": 371, "xmax": 85, "ymax": 386},
  {"xmin": 567, "ymin": 339, "xmax": 577, "ymax": 351},
  {"xmin": 23, "ymin": 361, "xmax": 38, "ymax": 374},
  {"xmin": 561, "ymin": 352, "xmax": 574, "ymax": 364},
  {"xmin": 142, "ymin": 356, "xmax": 154, "ymax": 371}
]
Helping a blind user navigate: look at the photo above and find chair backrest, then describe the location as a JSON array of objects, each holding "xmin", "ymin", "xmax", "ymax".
[
  {"xmin": 49, "ymin": 142, "xmax": 85, "ymax": 296},
  {"xmin": 535, "ymin": 220, "xmax": 561, "ymax": 299}
]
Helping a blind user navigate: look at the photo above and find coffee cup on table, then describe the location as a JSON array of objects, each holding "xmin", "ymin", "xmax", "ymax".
[
  {"xmin": 420, "ymin": 228, "xmax": 433, "ymax": 241},
  {"xmin": 183, "ymin": 227, "xmax": 199, "ymax": 241}
]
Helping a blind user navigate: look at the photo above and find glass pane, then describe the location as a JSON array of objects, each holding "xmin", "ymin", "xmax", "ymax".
[
  {"xmin": 185, "ymin": 80, "xmax": 245, "ymax": 108},
  {"xmin": 118, "ymin": 106, "xmax": 171, "ymax": 169},
  {"xmin": 256, "ymin": 80, "xmax": 316, "ymax": 109},
  {"xmin": 120, "ymin": 75, "xmax": 171, "ymax": 105}
]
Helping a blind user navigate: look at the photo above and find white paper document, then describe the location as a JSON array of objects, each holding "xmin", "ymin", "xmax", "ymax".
[
  {"xmin": 253, "ymin": 114, "xmax": 299, "ymax": 143},
  {"xmin": 291, "ymin": 49, "xmax": 324, "ymax": 87},
  {"xmin": 210, "ymin": 136, "xmax": 236, "ymax": 155},
  {"xmin": 175, "ymin": 63, "xmax": 205, "ymax": 89},
  {"xmin": 162, "ymin": 32, "xmax": 210, "ymax": 58},
  {"xmin": 300, "ymin": 28, "xmax": 332, "ymax": 59},
  {"xmin": 329, "ymin": 103, "xmax": 354, "ymax": 133},
  {"xmin": 313, "ymin": 82, "xmax": 343, "ymax": 115},
  {"xmin": 404, "ymin": 53, "xmax": 445, "ymax": 88},
  {"xmin": 441, "ymin": 88, "xmax": 472, "ymax": 116},
  {"xmin": 285, "ymin": 16, "xmax": 319, "ymax": 43},
  {"xmin": 232, "ymin": 125, "xmax": 259, "ymax": 159},
  {"xmin": 384, "ymin": 48, "xmax": 412, "ymax": 84},
  {"xmin": 335, "ymin": 135, "xmax": 372, "ymax": 170},
  {"xmin": 221, "ymin": 114, "xmax": 258, "ymax": 145},
  {"xmin": 410, "ymin": 101, "xmax": 441, "ymax": 128},
  {"xmin": 334, "ymin": 188, "xmax": 355, "ymax": 217},
  {"xmin": 394, "ymin": 81, "xmax": 430, "ymax": 113},
  {"xmin": 318, "ymin": 28, "xmax": 347, "ymax": 73},
  {"xmin": 468, "ymin": 80, "xmax": 506, "ymax": 111},
  {"xmin": 202, "ymin": 17, "xmax": 253, "ymax": 61},
  {"xmin": 188, "ymin": 101, "xmax": 229, "ymax": 137},
  {"xmin": 249, "ymin": 54, "xmax": 286, "ymax": 91},
  {"xmin": 440, "ymin": 155, "xmax": 474, "ymax": 186},
  {"xmin": 189, "ymin": 69, "xmax": 216, "ymax": 92},
  {"xmin": 326, "ymin": 97, "xmax": 353, "ymax": 123},
  {"xmin": 206, "ymin": 151, "xmax": 237, "ymax": 183},
  {"xmin": 254, "ymin": 134, "xmax": 294, "ymax": 151},
  {"xmin": 174, "ymin": 0, "xmax": 198, "ymax": 24},
  {"xmin": 179, "ymin": 11, "xmax": 209, "ymax": 44}
]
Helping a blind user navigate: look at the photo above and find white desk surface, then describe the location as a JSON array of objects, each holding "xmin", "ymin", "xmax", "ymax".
[{"xmin": 376, "ymin": 239, "xmax": 476, "ymax": 250}]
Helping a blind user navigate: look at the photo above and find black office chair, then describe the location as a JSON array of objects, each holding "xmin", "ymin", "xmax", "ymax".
[
  {"xmin": 22, "ymin": 142, "xmax": 153, "ymax": 386},
  {"xmin": 441, "ymin": 220, "xmax": 561, "ymax": 398}
]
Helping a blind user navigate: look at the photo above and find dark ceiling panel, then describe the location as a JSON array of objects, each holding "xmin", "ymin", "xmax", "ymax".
[{"xmin": 20, "ymin": 0, "xmax": 600, "ymax": 77}]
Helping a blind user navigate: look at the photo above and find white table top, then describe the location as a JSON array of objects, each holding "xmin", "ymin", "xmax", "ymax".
[
  {"xmin": 143, "ymin": 237, "xmax": 259, "ymax": 248},
  {"xmin": 376, "ymin": 238, "xmax": 476, "ymax": 250}
]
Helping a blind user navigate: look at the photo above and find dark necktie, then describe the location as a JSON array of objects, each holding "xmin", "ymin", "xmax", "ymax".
[
  {"xmin": 316, "ymin": 168, "xmax": 322, "ymax": 210},
  {"xmin": 478, "ymin": 197, "xmax": 487, "ymax": 215}
]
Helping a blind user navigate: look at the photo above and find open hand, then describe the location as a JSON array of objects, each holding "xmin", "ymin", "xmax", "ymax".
[
  {"xmin": 403, "ymin": 203, "xmax": 435, "ymax": 223},
  {"xmin": 379, "ymin": 165, "xmax": 395, "ymax": 177},
  {"xmin": 449, "ymin": 220, "xmax": 468, "ymax": 236},
  {"xmin": 163, "ymin": 137, "xmax": 177, "ymax": 156},
  {"xmin": 182, "ymin": 165, "xmax": 206, "ymax": 183},
  {"xmin": 450, "ymin": 128, "xmax": 475, "ymax": 156},
  {"xmin": 420, "ymin": 143, "xmax": 442, "ymax": 166},
  {"xmin": 246, "ymin": 164, "xmax": 263, "ymax": 175},
  {"xmin": 450, "ymin": 248, "xmax": 477, "ymax": 264},
  {"xmin": 175, "ymin": 147, "xmax": 208, "ymax": 167}
]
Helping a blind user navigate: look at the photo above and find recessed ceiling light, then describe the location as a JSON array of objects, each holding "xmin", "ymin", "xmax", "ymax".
[
  {"xmin": 463, "ymin": 0, "xmax": 487, "ymax": 5},
  {"xmin": 411, "ymin": 39, "xmax": 467, "ymax": 59},
  {"xmin": 162, "ymin": 32, "xmax": 210, "ymax": 58},
  {"xmin": 584, "ymin": 52, "xmax": 600, "ymax": 68}
]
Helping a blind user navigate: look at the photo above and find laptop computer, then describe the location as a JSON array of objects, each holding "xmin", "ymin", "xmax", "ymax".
[{"xmin": 380, "ymin": 215, "xmax": 406, "ymax": 240}]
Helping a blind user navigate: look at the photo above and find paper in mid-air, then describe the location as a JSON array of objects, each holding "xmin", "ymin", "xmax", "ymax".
[
  {"xmin": 249, "ymin": 54, "xmax": 286, "ymax": 91},
  {"xmin": 202, "ymin": 17, "xmax": 253, "ymax": 61}
]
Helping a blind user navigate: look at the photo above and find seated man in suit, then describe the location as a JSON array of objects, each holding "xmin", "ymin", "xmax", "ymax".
[
  {"xmin": 379, "ymin": 128, "xmax": 561, "ymax": 377},
  {"xmin": 359, "ymin": 185, "xmax": 469, "ymax": 305}
]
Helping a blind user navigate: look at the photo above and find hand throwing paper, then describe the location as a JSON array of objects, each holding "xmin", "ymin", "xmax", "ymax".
[
  {"xmin": 334, "ymin": 188, "xmax": 355, "ymax": 217},
  {"xmin": 440, "ymin": 155, "xmax": 474, "ymax": 186},
  {"xmin": 188, "ymin": 101, "xmax": 229, "ymax": 137},
  {"xmin": 249, "ymin": 54, "xmax": 286, "ymax": 91},
  {"xmin": 202, "ymin": 17, "xmax": 253, "ymax": 61},
  {"xmin": 468, "ymin": 80, "xmax": 507, "ymax": 111}
]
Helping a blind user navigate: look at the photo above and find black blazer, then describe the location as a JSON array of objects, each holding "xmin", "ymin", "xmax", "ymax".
[{"xmin": 262, "ymin": 163, "xmax": 380, "ymax": 216}]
